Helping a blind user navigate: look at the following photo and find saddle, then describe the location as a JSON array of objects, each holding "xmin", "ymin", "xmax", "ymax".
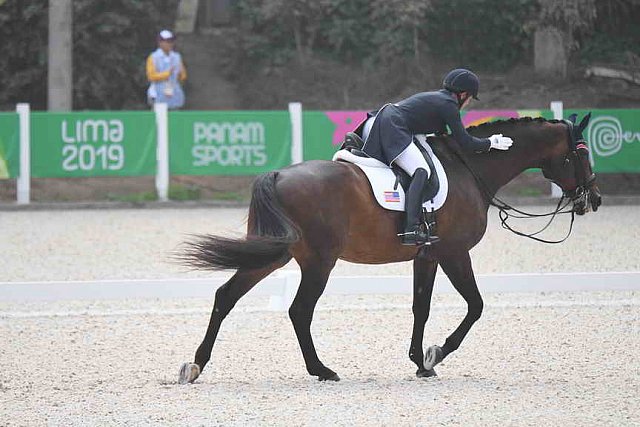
[{"xmin": 341, "ymin": 132, "xmax": 440, "ymax": 202}]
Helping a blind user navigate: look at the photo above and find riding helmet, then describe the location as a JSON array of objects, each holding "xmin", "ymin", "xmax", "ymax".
[{"xmin": 443, "ymin": 68, "xmax": 480, "ymax": 100}]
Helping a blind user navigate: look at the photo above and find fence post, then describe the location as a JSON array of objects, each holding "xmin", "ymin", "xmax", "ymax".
[
  {"xmin": 16, "ymin": 103, "xmax": 30, "ymax": 205},
  {"xmin": 550, "ymin": 101, "xmax": 563, "ymax": 198},
  {"xmin": 289, "ymin": 102, "xmax": 303, "ymax": 164},
  {"xmin": 154, "ymin": 103, "xmax": 169, "ymax": 202}
]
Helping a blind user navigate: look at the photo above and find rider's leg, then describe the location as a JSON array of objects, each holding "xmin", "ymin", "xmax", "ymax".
[
  {"xmin": 394, "ymin": 143, "xmax": 438, "ymax": 245},
  {"xmin": 395, "ymin": 142, "xmax": 431, "ymax": 178}
]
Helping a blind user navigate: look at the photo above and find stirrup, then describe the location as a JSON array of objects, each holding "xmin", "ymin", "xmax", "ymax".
[
  {"xmin": 398, "ymin": 229, "xmax": 433, "ymax": 246},
  {"xmin": 398, "ymin": 221, "xmax": 440, "ymax": 245}
]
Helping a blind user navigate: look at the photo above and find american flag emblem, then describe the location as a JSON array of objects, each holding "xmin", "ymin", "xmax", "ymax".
[{"xmin": 383, "ymin": 191, "xmax": 400, "ymax": 203}]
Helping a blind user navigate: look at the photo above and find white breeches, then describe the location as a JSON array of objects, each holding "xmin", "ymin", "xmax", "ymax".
[
  {"xmin": 362, "ymin": 116, "xmax": 430, "ymax": 178},
  {"xmin": 394, "ymin": 142, "xmax": 431, "ymax": 178}
]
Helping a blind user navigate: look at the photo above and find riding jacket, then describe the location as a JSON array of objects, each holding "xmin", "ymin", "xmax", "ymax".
[
  {"xmin": 361, "ymin": 89, "xmax": 491, "ymax": 166},
  {"xmin": 146, "ymin": 48, "xmax": 187, "ymax": 109}
]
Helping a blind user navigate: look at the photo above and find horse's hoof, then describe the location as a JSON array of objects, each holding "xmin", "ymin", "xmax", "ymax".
[
  {"xmin": 318, "ymin": 373, "xmax": 340, "ymax": 382},
  {"xmin": 178, "ymin": 362, "xmax": 201, "ymax": 384},
  {"xmin": 416, "ymin": 368, "xmax": 438, "ymax": 378},
  {"xmin": 424, "ymin": 345, "xmax": 444, "ymax": 371}
]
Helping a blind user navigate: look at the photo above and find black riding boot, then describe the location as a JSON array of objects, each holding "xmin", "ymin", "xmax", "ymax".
[{"xmin": 399, "ymin": 168, "xmax": 438, "ymax": 246}]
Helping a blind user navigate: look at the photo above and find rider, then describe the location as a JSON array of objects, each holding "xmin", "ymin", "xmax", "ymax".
[{"xmin": 358, "ymin": 68, "xmax": 514, "ymax": 245}]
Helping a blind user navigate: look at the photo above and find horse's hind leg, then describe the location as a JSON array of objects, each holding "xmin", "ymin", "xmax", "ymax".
[
  {"xmin": 423, "ymin": 250, "xmax": 483, "ymax": 371},
  {"xmin": 178, "ymin": 261, "xmax": 289, "ymax": 384},
  {"xmin": 409, "ymin": 255, "xmax": 439, "ymax": 377},
  {"xmin": 289, "ymin": 259, "xmax": 339, "ymax": 381}
]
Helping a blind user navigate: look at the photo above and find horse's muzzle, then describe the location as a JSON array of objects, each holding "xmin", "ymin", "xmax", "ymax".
[{"xmin": 570, "ymin": 185, "xmax": 601, "ymax": 216}]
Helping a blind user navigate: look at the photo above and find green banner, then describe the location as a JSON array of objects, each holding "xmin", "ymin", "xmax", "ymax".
[
  {"xmin": 0, "ymin": 113, "xmax": 19, "ymax": 179},
  {"xmin": 169, "ymin": 111, "xmax": 291, "ymax": 175},
  {"xmin": 30, "ymin": 112, "xmax": 156, "ymax": 178},
  {"xmin": 566, "ymin": 109, "xmax": 640, "ymax": 173},
  {"xmin": 15, "ymin": 108, "xmax": 640, "ymax": 179}
]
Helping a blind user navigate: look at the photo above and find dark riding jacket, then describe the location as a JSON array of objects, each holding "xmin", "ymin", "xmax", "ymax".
[{"xmin": 361, "ymin": 89, "xmax": 491, "ymax": 166}]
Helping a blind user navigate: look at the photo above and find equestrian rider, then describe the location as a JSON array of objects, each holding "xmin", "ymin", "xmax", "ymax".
[{"xmin": 359, "ymin": 68, "xmax": 514, "ymax": 245}]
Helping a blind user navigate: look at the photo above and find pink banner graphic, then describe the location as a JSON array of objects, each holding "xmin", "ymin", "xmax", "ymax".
[{"xmin": 325, "ymin": 111, "xmax": 368, "ymax": 146}]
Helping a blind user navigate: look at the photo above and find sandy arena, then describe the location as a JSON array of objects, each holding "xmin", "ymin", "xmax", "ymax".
[{"xmin": 0, "ymin": 205, "xmax": 638, "ymax": 426}]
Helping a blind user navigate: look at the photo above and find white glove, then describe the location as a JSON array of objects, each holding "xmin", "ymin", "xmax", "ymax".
[{"xmin": 489, "ymin": 134, "xmax": 513, "ymax": 150}]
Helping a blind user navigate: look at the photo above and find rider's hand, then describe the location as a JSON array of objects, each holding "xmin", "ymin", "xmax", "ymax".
[{"xmin": 489, "ymin": 134, "xmax": 513, "ymax": 150}]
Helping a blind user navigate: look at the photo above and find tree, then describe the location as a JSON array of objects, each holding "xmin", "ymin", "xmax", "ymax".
[
  {"xmin": 0, "ymin": 0, "xmax": 178, "ymax": 110},
  {"xmin": 534, "ymin": 0, "xmax": 597, "ymax": 77}
]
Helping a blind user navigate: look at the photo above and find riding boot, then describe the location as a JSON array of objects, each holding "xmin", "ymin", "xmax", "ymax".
[{"xmin": 399, "ymin": 168, "xmax": 438, "ymax": 246}]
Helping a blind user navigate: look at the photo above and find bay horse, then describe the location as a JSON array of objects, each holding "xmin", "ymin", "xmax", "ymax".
[{"xmin": 177, "ymin": 114, "xmax": 601, "ymax": 384}]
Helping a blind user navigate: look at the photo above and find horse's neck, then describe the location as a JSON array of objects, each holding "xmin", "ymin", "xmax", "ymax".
[{"xmin": 469, "ymin": 123, "xmax": 562, "ymax": 197}]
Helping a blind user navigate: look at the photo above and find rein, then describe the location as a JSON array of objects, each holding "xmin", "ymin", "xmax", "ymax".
[{"xmin": 448, "ymin": 123, "xmax": 588, "ymax": 244}]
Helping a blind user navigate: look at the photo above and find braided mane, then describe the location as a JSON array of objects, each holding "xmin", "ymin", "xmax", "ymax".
[{"xmin": 467, "ymin": 116, "xmax": 563, "ymax": 132}]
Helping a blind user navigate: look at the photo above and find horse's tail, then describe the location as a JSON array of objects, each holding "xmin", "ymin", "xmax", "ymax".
[{"xmin": 179, "ymin": 171, "xmax": 298, "ymax": 271}]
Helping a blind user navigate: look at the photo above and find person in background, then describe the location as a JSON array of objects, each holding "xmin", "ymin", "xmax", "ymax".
[{"xmin": 146, "ymin": 29, "xmax": 187, "ymax": 109}]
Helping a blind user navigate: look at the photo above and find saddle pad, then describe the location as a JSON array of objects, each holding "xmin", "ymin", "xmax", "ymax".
[{"xmin": 332, "ymin": 134, "xmax": 449, "ymax": 212}]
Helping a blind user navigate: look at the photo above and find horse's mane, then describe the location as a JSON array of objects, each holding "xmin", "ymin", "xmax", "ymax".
[
  {"xmin": 429, "ymin": 116, "xmax": 565, "ymax": 159},
  {"xmin": 467, "ymin": 116, "xmax": 564, "ymax": 133}
]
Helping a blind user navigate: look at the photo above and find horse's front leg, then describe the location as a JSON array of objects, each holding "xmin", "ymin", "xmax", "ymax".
[
  {"xmin": 423, "ymin": 250, "xmax": 483, "ymax": 372},
  {"xmin": 409, "ymin": 254, "xmax": 439, "ymax": 378}
]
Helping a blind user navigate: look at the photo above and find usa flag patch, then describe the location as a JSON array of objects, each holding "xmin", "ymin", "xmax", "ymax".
[{"xmin": 383, "ymin": 191, "xmax": 400, "ymax": 203}]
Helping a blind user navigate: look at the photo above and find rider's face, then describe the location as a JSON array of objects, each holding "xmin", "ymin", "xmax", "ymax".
[{"xmin": 460, "ymin": 93, "xmax": 472, "ymax": 110}]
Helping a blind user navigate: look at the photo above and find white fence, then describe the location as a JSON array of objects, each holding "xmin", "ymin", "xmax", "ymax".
[
  {"xmin": 12, "ymin": 102, "xmax": 305, "ymax": 205},
  {"xmin": 1, "ymin": 271, "xmax": 637, "ymax": 311}
]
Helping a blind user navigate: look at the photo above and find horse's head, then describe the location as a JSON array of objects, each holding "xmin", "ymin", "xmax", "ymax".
[{"xmin": 541, "ymin": 113, "xmax": 602, "ymax": 215}]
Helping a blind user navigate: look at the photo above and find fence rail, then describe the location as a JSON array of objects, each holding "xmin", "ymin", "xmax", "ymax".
[{"xmin": 1, "ymin": 271, "xmax": 638, "ymax": 311}]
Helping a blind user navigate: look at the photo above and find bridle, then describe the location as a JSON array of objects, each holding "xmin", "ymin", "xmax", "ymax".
[
  {"xmin": 452, "ymin": 119, "xmax": 596, "ymax": 244},
  {"xmin": 560, "ymin": 119, "xmax": 597, "ymax": 212}
]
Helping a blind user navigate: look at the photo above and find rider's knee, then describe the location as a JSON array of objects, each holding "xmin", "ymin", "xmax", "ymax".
[{"xmin": 413, "ymin": 167, "xmax": 429, "ymax": 180}]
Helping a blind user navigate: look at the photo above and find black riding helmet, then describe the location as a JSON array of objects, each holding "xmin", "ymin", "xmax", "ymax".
[{"xmin": 443, "ymin": 68, "xmax": 480, "ymax": 100}]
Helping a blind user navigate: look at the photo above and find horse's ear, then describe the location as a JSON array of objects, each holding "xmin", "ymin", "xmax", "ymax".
[
  {"xmin": 577, "ymin": 112, "xmax": 592, "ymax": 134},
  {"xmin": 567, "ymin": 113, "xmax": 577, "ymax": 124}
]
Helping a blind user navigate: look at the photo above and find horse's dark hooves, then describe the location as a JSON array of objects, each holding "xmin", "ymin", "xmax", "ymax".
[
  {"xmin": 416, "ymin": 368, "xmax": 438, "ymax": 378},
  {"xmin": 317, "ymin": 373, "xmax": 341, "ymax": 382},
  {"xmin": 424, "ymin": 345, "xmax": 444, "ymax": 370}
]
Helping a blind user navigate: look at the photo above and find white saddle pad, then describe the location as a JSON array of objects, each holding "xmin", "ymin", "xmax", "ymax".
[{"xmin": 332, "ymin": 134, "xmax": 448, "ymax": 212}]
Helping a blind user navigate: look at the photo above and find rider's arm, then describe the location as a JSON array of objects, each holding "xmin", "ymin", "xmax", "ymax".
[{"xmin": 442, "ymin": 104, "xmax": 491, "ymax": 153}]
